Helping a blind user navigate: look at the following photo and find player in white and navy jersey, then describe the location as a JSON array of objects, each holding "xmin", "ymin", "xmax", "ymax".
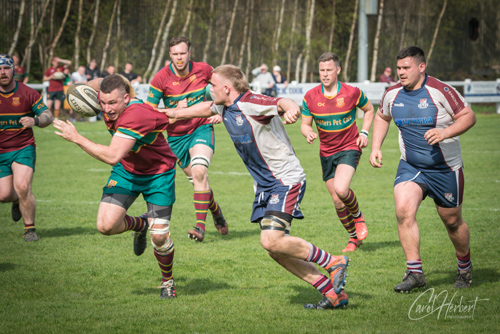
[
  {"xmin": 165, "ymin": 64, "xmax": 351, "ymax": 310},
  {"xmin": 370, "ymin": 46, "xmax": 476, "ymax": 292}
]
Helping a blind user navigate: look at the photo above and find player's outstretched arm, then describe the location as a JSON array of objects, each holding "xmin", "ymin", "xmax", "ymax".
[
  {"xmin": 424, "ymin": 106, "xmax": 476, "ymax": 146},
  {"xmin": 53, "ymin": 120, "xmax": 135, "ymax": 165},
  {"xmin": 277, "ymin": 98, "xmax": 301, "ymax": 125},
  {"xmin": 369, "ymin": 110, "xmax": 392, "ymax": 168},
  {"xmin": 300, "ymin": 115, "xmax": 317, "ymax": 144},
  {"xmin": 161, "ymin": 101, "xmax": 214, "ymax": 124}
]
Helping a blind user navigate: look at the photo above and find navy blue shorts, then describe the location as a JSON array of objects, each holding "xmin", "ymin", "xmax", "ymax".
[
  {"xmin": 251, "ymin": 180, "xmax": 306, "ymax": 222},
  {"xmin": 394, "ymin": 159, "xmax": 464, "ymax": 208}
]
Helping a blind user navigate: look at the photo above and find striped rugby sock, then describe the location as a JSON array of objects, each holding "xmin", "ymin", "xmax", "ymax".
[
  {"xmin": 312, "ymin": 275, "xmax": 335, "ymax": 296},
  {"xmin": 306, "ymin": 243, "xmax": 332, "ymax": 268},
  {"xmin": 457, "ymin": 250, "xmax": 471, "ymax": 271},
  {"xmin": 407, "ymin": 259, "xmax": 423, "ymax": 274}
]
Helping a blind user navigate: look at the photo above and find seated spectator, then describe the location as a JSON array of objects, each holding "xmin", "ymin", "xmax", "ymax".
[
  {"xmin": 251, "ymin": 63, "xmax": 276, "ymax": 96},
  {"xmin": 272, "ymin": 65, "xmax": 288, "ymax": 89},
  {"xmin": 120, "ymin": 62, "xmax": 142, "ymax": 84},
  {"xmin": 85, "ymin": 58, "xmax": 101, "ymax": 80},
  {"xmin": 100, "ymin": 65, "xmax": 115, "ymax": 78},
  {"xmin": 379, "ymin": 67, "xmax": 396, "ymax": 85}
]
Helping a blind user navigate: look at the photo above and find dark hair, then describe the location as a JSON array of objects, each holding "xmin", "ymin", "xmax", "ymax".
[
  {"xmin": 169, "ymin": 36, "xmax": 191, "ymax": 50},
  {"xmin": 397, "ymin": 46, "xmax": 426, "ymax": 65},
  {"xmin": 318, "ymin": 52, "xmax": 340, "ymax": 67},
  {"xmin": 213, "ymin": 65, "xmax": 250, "ymax": 94},
  {"xmin": 100, "ymin": 74, "xmax": 130, "ymax": 95}
]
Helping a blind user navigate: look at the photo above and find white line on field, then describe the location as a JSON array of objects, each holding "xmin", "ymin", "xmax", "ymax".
[{"xmin": 209, "ymin": 171, "xmax": 251, "ymax": 176}]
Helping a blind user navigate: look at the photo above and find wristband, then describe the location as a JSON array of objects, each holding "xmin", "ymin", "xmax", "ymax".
[
  {"xmin": 360, "ymin": 130, "xmax": 369, "ymax": 137},
  {"xmin": 34, "ymin": 117, "xmax": 39, "ymax": 126}
]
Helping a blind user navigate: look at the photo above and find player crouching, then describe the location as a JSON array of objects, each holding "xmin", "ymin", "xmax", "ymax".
[{"xmin": 53, "ymin": 74, "xmax": 178, "ymax": 299}]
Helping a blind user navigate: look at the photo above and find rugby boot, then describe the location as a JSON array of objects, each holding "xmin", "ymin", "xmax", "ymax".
[
  {"xmin": 453, "ymin": 266, "xmax": 472, "ymax": 289},
  {"xmin": 11, "ymin": 201, "xmax": 22, "ymax": 222},
  {"xmin": 23, "ymin": 228, "xmax": 39, "ymax": 242},
  {"xmin": 213, "ymin": 211, "xmax": 228, "ymax": 235},
  {"xmin": 133, "ymin": 214, "xmax": 149, "ymax": 256},
  {"xmin": 394, "ymin": 270, "xmax": 426, "ymax": 293},
  {"xmin": 304, "ymin": 291, "xmax": 349, "ymax": 310},
  {"xmin": 342, "ymin": 238, "xmax": 362, "ymax": 252},
  {"xmin": 325, "ymin": 256, "xmax": 350, "ymax": 293},
  {"xmin": 160, "ymin": 279, "xmax": 176, "ymax": 299},
  {"xmin": 187, "ymin": 226, "xmax": 205, "ymax": 242},
  {"xmin": 353, "ymin": 212, "xmax": 368, "ymax": 240}
]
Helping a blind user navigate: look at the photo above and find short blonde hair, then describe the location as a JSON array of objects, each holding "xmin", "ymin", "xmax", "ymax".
[{"xmin": 213, "ymin": 65, "xmax": 250, "ymax": 95}]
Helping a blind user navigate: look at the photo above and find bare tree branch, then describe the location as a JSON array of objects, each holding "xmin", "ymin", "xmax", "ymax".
[{"xmin": 8, "ymin": 0, "xmax": 26, "ymax": 55}]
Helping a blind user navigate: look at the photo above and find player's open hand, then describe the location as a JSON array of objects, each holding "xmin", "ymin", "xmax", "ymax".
[
  {"xmin": 209, "ymin": 114, "xmax": 222, "ymax": 124},
  {"xmin": 369, "ymin": 149, "xmax": 383, "ymax": 168},
  {"xmin": 424, "ymin": 128, "xmax": 446, "ymax": 146},
  {"xmin": 53, "ymin": 119, "xmax": 79, "ymax": 143}
]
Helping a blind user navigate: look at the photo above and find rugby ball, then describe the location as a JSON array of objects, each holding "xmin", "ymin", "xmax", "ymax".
[
  {"xmin": 66, "ymin": 84, "xmax": 102, "ymax": 117},
  {"xmin": 53, "ymin": 71, "xmax": 65, "ymax": 80}
]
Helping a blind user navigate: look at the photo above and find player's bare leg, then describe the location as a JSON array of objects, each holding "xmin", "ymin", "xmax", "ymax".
[
  {"xmin": 11, "ymin": 163, "xmax": 37, "ymax": 241},
  {"xmin": 261, "ymin": 229, "xmax": 349, "ymax": 309},
  {"xmin": 436, "ymin": 204, "xmax": 472, "ymax": 288},
  {"xmin": 187, "ymin": 144, "xmax": 227, "ymax": 241},
  {"xmin": 96, "ymin": 202, "xmax": 129, "ymax": 235},
  {"xmin": 393, "ymin": 182, "xmax": 426, "ymax": 292}
]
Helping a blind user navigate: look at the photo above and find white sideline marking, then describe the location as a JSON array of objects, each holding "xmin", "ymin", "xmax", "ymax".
[{"xmin": 209, "ymin": 171, "xmax": 251, "ymax": 176}]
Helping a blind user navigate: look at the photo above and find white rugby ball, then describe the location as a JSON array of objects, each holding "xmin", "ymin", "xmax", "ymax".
[
  {"xmin": 53, "ymin": 71, "xmax": 65, "ymax": 80},
  {"xmin": 66, "ymin": 84, "xmax": 102, "ymax": 117}
]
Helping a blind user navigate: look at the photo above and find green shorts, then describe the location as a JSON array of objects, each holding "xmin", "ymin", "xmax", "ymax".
[
  {"xmin": 102, "ymin": 163, "xmax": 176, "ymax": 206},
  {"xmin": 320, "ymin": 150, "xmax": 361, "ymax": 182},
  {"xmin": 47, "ymin": 90, "xmax": 65, "ymax": 101},
  {"xmin": 0, "ymin": 145, "xmax": 36, "ymax": 178},
  {"xmin": 167, "ymin": 124, "xmax": 215, "ymax": 169}
]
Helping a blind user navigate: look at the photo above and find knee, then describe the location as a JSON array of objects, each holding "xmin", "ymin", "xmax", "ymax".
[
  {"xmin": 96, "ymin": 219, "xmax": 114, "ymax": 236},
  {"xmin": 443, "ymin": 217, "xmax": 463, "ymax": 232},
  {"xmin": 191, "ymin": 166, "xmax": 208, "ymax": 183},
  {"xmin": 14, "ymin": 182, "xmax": 30, "ymax": 198},
  {"xmin": 151, "ymin": 233, "xmax": 167, "ymax": 248},
  {"xmin": 395, "ymin": 208, "xmax": 416, "ymax": 226},
  {"xmin": 333, "ymin": 186, "xmax": 349, "ymax": 199}
]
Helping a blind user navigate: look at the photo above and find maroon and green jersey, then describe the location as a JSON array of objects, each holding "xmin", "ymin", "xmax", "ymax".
[
  {"xmin": 302, "ymin": 82, "xmax": 370, "ymax": 157},
  {"xmin": 147, "ymin": 61, "xmax": 212, "ymax": 137},
  {"xmin": 103, "ymin": 100, "xmax": 177, "ymax": 175},
  {"xmin": 0, "ymin": 82, "xmax": 48, "ymax": 154},
  {"xmin": 44, "ymin": 66, "xmax": 64, "ymax": 92},
  {"xmin": 14, "ymin": 65, "xmax": 28, "ymax": 82}
]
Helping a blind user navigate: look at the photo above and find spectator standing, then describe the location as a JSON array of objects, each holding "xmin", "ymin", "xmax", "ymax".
[
  {"xmin": 120, "ymin": 62, "xmax": 142, "ymax": 85},
  {"xmin": 12, "ymin": 53, "xmax": 28, "ymax": 84},
  {"xmin": 379, "ymin": 67, "xmax": 396, "ymax": 85},
  {"xmin": 85, "ymin": 59, "xmax": 101, "ymax": 80}
]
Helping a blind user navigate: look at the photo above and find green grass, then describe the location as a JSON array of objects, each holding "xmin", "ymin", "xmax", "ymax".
[{"xmin": 1, "ymin": 114, "xmax": 499, "ymax": 333}]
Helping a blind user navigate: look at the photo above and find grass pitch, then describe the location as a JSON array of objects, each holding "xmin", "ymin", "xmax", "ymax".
[{"xmin": 1, "ymin": 112, "xmax": 499, "ymax": 333}]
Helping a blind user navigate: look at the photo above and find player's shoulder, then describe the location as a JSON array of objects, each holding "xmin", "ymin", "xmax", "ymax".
[
  {"xmin": 16, "ymin": 82, "xmax": 40, "ymax": 96},
  {"xmin": 304, "ymin": 84, "xmax": 322, "ymax": 99},
  {"xmin": 191, "ymin": 61, "xmax": 213, "ymax": 71},
  {"xmin": 425, "ymin": 75, "xmax": 454, "ymax": 92}
]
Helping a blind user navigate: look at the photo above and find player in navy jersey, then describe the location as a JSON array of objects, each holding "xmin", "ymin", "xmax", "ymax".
[
  {"xmin": 370, "ymin": 46, "xmax": 476, "ymax": 292},
  {"xmin": 165, "ymin": 64, "xmax": 353, "ymax": 310},
  {"xmin": 54, "ymin": 75, "xmax": 179, "ymax": 299},
  {"xmin": 0, "ymin": 54, "xmax": 53, "ymax": 242}
]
